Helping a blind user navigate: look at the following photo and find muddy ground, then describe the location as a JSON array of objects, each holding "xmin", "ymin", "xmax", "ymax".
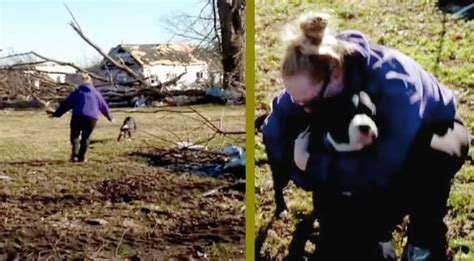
[{"xmin": 0, "ymin": 106, "xmax": 245, "ymax": 260}]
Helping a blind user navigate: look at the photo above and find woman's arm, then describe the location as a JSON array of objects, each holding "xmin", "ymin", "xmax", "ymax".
[
  {"xmin": 97, "ymin": 92, "xmax": 113, "ymax": 122},
  {"xmin": 264, "ymin": 91, "xmax": 325, "ymax": 190},
  {"xmin": 52, "ymin": 92, "xmax": 76, "ymax": 118}
]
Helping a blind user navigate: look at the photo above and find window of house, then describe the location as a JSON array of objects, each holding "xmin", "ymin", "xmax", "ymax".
[
  {"xmin": 196, "ymin": 72, "xmax": 203, "ymax": 78},
  {"xmin": 150, "ymin": 75, "xmax": 158, "ymax": 85}
]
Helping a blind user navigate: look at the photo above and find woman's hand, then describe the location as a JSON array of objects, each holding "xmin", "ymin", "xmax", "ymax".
[
  {"xmin": 294, "ymin": 126, "xmax": 310, "ymax": 171},
  {"xmin": 45, "ymin": 109, "xmax": 54, "ymax": 118}
]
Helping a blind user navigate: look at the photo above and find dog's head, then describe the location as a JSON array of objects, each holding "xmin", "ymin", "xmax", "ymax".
[
  {"xmin": 123, "ymin": 116, "xmax": 133, "ymax": 123},
  {"xmin": 326, "ymin": 91, "xmax": 378, "ymax": 151},
  {"xmin": 121, "ymin": 116, "xmax": 136, "ymax": 130}
]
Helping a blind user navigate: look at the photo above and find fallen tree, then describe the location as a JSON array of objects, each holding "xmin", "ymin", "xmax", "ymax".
[{"xmin": 0, "ymin": 3, "xmax": 241, "ymax": 110}]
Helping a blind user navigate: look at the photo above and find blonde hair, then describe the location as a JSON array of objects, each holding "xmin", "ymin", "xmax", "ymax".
[
  {"xmin": 281, "ymin": 12, "xmax": 350, "ymax": 82},
  {"xmin": 78, "ymin": 72, "xmax": 93, "ymax": 85},
  {"xmin": 66, "ymin": 72, "xmax": 93, "ymax": 86}
]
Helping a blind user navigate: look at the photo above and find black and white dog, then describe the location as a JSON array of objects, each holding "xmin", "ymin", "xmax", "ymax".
[
  {"xmin": 324, "ymin": 91, "xmax": 378, "ymax": 152},
  {"xmin": 269, "ymin": 91, "xmax": 378, "ymax": 216},
  {"xmin": 117, "ymin": 116, "xmax": 137, "ymax": 142}
]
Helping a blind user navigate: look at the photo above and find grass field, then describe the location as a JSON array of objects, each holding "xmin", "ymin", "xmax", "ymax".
[
  {"xmin": 0, "ymin": 105, "xmax": 245, "ymax": 259},
  {"xmin": 255, "ymin": 0, "xmax": 474, "ymax": 260}
]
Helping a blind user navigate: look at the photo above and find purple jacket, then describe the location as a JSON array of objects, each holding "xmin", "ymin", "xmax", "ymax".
[
  {"xmin": 52, "ymin": 84, "xmax": 112, "ymax": 121},
  {"xmin": 263, "ymin": 31, "xmax": 457, "ymax": 193}
]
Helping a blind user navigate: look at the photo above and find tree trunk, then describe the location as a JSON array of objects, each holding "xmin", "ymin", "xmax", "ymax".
[{"xmin": 216, "ymin": 0, "xmax": 245, "ymax": 90}]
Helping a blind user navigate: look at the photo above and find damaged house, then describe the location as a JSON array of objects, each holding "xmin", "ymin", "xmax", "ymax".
[
  {"xmin": 96, "ymin": 44, "xmax": 209, "ymax": 89},
  {"xmin": 0, "ymin": 53, "xmax": 76, "ymax": 86},
  {"xmin": 0, "ymin": 52, "xmax": 76, "ymax": 109}
]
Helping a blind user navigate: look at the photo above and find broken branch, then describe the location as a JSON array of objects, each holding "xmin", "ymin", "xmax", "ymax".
[
  {"xmin": 187, "ymin": 106, "xmax": 245, "ymax": 135},
  {"xmin": 68, "ymin": 23, "xmax": 145, "ymax": 84}
]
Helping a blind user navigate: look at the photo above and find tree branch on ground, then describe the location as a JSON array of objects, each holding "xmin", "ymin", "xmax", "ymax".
[
  {"xmin": 187, "ymin": 106, "xmax": 245, "ymax": 135},
  {"xmin": 136, "ymin": 107, "xmax": 244, "ymax": 149}
]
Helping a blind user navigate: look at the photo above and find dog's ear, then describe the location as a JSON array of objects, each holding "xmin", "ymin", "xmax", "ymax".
[{"xmin": 357, "ymin": 91, "xmax": 376, "ymax": 116}]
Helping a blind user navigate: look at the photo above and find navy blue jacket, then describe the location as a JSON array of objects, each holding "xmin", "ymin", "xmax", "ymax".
[{"xmin": 262, "ymin": 31, "xmax": 456, "ymax": 193}]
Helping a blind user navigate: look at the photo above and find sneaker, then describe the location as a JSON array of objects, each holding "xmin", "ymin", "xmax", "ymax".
[{"xmin": 76, "ymin": 157, "xmax": 88, "ymax": 163}]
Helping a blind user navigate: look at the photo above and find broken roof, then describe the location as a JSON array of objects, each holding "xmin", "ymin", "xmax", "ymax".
[
  {"xmin": 115, "ymin": 44, "xmax": 206, "ymax": 66},
  {"xmin": 0, "ymin": 52, "xmax": 45, "ymax": 68}
]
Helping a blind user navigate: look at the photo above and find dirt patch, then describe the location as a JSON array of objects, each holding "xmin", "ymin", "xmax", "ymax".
[
  {"xmin": 96, "ymin": 175, "xmax": 166, "ymax": 203},
  {"xmin": 0, "ymin": 107, "xmax": 245, "ymax": 259},
  {"xmin": 0, "ymin": 168, "xmax": 244, "ymax": 259}
]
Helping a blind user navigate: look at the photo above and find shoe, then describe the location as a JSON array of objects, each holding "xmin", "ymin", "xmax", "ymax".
[{"xmin": 76, "ymin": 157, "xmax": 88, "ymax": 163}]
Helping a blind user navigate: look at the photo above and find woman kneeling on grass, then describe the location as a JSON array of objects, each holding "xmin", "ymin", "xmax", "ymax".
[
  {"xmin": 49, "ymin": 73, "xmax": 114, "ymax": 163},
  {"xmin": 263, "ymin": 13, "xmax": 470, "ymax": 260}
]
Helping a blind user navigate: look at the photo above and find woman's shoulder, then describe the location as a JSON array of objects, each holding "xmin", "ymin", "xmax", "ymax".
[
  {"xmin": 336, "ymin": 30, "xmax": 368, "ymax": 42},
  {"xmin": 271, "ymin": 91, "xmax": 303, "ymax": 114}
]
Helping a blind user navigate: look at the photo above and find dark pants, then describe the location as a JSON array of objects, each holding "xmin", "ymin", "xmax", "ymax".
[
  {"xmin": 314, "ymin": 118, "xmax": 470, "ymax": 260},
  {"xmin": 70, "ymin": 115, "xmax": 97, "ymax": 161},
  {"xmin": 384, "ymin": 117, "xmax": 469, "ymax": 260},
  {"xmin": 313, "ymin": 189, "xmax": 385, "ymax": 260}
]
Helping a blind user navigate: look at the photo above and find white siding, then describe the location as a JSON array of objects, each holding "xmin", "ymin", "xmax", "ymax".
[
  {"xmin": 146, "ymin": 64, "xmax": 208, "ymax": 85},
  {"xmin": 34, "ymin": 62, "xmax": 76, "ymax": 83}
]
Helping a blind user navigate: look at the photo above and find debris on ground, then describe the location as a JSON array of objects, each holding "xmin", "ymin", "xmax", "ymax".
[{"xmin": 131, "ymin": 145, "xmax": 246, "ymax": 179}]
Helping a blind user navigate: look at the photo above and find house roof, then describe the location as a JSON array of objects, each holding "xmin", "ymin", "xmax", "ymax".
[
  {"xmin": 0, "ymin": 52, "xmax": 45, "ymax": 68},
  {"xmin": 115, "ymin": 44, "xmax": 206, "ymax": 66}
]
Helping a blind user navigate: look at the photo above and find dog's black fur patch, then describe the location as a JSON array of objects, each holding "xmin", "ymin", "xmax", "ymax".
[{"xmin": 117, "ymin": 116, "xmax": 137, "ymax": 142}]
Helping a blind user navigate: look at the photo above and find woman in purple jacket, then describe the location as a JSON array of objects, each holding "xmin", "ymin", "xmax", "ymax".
[
  {"xmin": 50, "ymin": 73, "xmax": 113, "ymax": 163},
  {"xmin": 263, "ymin": 14, "xmax": 470, "ymax": 260}
]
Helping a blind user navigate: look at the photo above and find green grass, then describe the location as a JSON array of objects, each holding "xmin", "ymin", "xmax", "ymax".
[
  {"xmin": 255, "ymin": 0, "xmax": 474, "ymax": 259},
  {"xmin": 0, "ymin": 105, "xmax": 245, "ymax": 259}
]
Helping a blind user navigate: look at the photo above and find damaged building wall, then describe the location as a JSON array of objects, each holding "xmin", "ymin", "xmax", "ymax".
[
  {"xmin": 98, "ymin": 47, "xmax": 143, "ymax": 84},
  {"xmin": 99, "ymin": 44, "xmax": 210, "ymax": 87},
  {"xmin": 35, "ymin": 61, "xmax": 76, "ymax": 83},
  {"xmin": 145, "ymin": 63, "xmax": 208, "ymax": 87}
]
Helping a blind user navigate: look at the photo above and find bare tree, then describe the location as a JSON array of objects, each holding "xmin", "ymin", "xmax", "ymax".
[
  {"xmin": 216, "ymin": 0, "xmax": 245, "ymax": 90},
  {"xmin": 163, "ymin": 0, "xmax": 245, "ymax": 91}
]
